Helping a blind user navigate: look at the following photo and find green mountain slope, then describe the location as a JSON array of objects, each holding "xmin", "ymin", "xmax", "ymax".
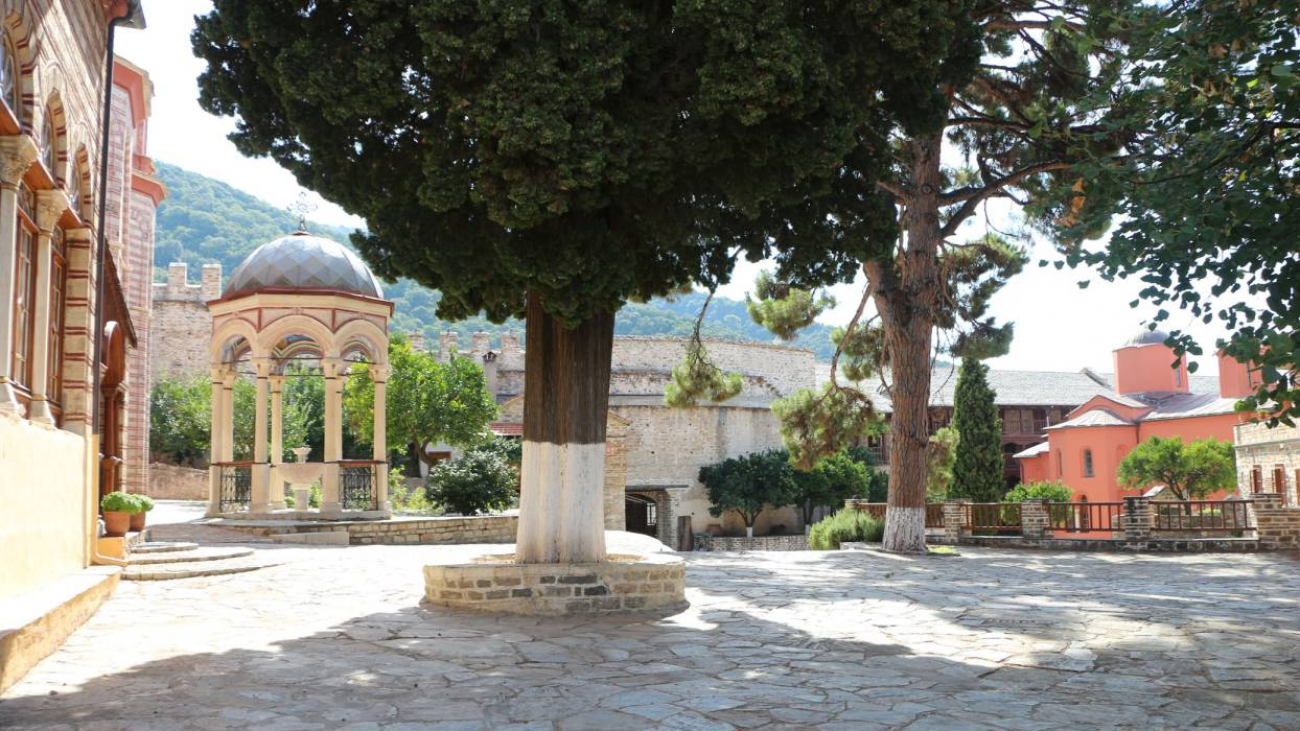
[{"xmin": 153, "ymin": 162, "xmax": 837, "ymax": 360}]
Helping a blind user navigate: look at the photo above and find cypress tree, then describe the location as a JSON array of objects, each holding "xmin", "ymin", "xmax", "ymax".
[{"xmin": 950, "ymin": 358, "xmax": 1003, "ymax": 502}]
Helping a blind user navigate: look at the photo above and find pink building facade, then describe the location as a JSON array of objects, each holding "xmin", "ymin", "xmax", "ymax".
[{"xmin": 1016, "ymin": 332, "xmax": 1254, "ymax": 501}]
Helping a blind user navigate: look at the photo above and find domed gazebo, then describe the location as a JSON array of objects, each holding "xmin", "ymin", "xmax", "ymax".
[{"xmin": 206, "ymin": 228, "xmax": 392, "ymax": 519}]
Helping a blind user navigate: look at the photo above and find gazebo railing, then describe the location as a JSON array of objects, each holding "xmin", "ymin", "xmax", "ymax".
[
  {"xmin": 340, "ymin": 460, "xmax": 383, "ymax": 511},
  {"xmin": 215, "ymin": 461, "xmax": 253, "ymax": 513}
]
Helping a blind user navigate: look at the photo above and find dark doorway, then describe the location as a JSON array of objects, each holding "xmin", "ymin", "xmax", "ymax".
[{"xmin": 625, "ymin": 494, "xmax": 657, "ymax": 537}]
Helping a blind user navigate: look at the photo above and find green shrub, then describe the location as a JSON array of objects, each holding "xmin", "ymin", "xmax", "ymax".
[
  {"xmin": 101, "ymin": 492, "xmax": 144, "ymax": 514},
  {"xmin": 133, "ymin": 495, "xmax": 155, "ymax": 513},
  {"xmin": 809, "ymin": 509, "xmax": 885, "ymax": 550},
  {"xmin": 1004, "ymin": 481, "xmax": 1073, "ymax": 503},
  {"xmin": 426, "ymin": 447, "xmax": 517, "ymax": 516}
]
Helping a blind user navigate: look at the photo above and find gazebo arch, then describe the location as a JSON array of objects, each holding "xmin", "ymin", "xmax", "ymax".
[{"xmin": 206, "ymin": 227, "xmax": 393, "ymax": 519}]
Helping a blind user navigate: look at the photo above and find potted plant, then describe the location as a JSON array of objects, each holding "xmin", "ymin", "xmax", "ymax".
[
  {"xmin": 129, "ymin": 494, "xmax": 155, "ymax": 531},
  {"xmin": 100, "ymin": 492, "xmax": 142, "ymax": 537}
]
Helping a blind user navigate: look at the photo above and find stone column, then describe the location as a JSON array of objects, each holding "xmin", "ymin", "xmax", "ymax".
[
  {"xmin": 0, "ymin": 137, "xmax": 36, "ymax": 414},
  {"xmin": 1020, "ymin": 499, "xmax": 1051, "ymax": 540},
  {"xmin": 320, "ymin": 358, "xmax": 343, "ymax": 515},
  {"xmin": 220, "ymin": 372, "xmax": 235, "ymax": 462},
  {"xmin": 207, "ymin": 366, "xmax": 227, "ymax": 517},
  {"xmin": 1121, "ymin": 496, "xmax": 1152, "ymax": 543},
  {"xmin": 26, "ymin": 191, "xmax": 71, "ymax": 423},
  {"xmin": 1250, "ymin": 493, "xmax": 1296, "ymax": 550},
  {"xmin": 251, "ymin": 359, "xmax": 274, "ymax": 513},
  {"xmin": 268, "ymin": 374, "xmax": 286, "ymax": 510},
  {"xmin": 943, "ymin": 500, "xmax": 969, "ymax": 542},
  {"xmin": 371, "ymin": 364, "xmax": 390, "ymax": 513}
]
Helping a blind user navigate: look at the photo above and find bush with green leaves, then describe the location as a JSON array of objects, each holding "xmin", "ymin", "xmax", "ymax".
[
  {"xmin": 791, "ymin": 451, "xmax": 871, "ymax": 526},
  {"xmin": 699, "ymin": 449, "xmax": 797, "ymax": 533},
  {"xmin": 134, "ymin": 495, "xmax": 155, "ymax": 513},
  {"xmin": 100, "ymin": 492, "xmax": 144, "ymax": 515},
  {"xmin": 845, "ymin": 446, "xmax": 889, "ymax": 503},
  {"xmin": 1004, "ymin": 481, "xmax": 1073, "ymax": 503},
  {"xmin": 808, "ymin": 509, "xmax": 885, "ymax": 550},
  {"xmin": 426, "ymin": 447, "xmax": 518, "ymax": 516}
]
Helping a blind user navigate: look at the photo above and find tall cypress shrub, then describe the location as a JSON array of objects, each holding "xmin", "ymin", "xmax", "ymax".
[{"xmin": 951, "ymin": 359, "xmax": 1004, "ymax": 502}]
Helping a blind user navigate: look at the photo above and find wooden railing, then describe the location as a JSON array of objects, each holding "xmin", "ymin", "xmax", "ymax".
[
  {"xmin": 1048, "ymin": 501, "xmax": 1126, "ymax": 533},
  {"xmin": 966, "ymin": 502, "xmax": 1022, "ymax": 534},
  {"xmin": 848, "ymin": 502, "xmax": 946, "ymax": 529},
  {"xmin": 1152, "ymin": 500, "xmax": 1253, "ymax": 533}
]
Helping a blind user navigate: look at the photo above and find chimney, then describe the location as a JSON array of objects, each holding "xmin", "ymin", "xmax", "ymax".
[
  {"xmin": 444, "ymin": 331, "xmax": 459, "ymax": 360},
  {"xmin": 200, "ymin": 263, "xmax": 223, "ymax": 300},
  {"xmin": 500, "ymin": 330, "xmax": 520, "ymax": 354},
  {"xmin": 1217, "ymin": 350, "xmax": 1257, "ymax": 399},
  {"xmin": 408, "ymin": 330, "xmax": 426, "ymax": 352},
  {"xmin": 482, "ymin": 351, "xmax": 499, "ymax": 398},
  {"xmin": 471, "ymin": 331, "xmax": 491, "ymax": 356},
  {"xmin": 167, "ymin": 262, "xmax": 188, "ymax": 292}
]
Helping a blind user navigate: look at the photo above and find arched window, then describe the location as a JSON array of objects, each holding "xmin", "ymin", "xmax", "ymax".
[
  {"xmin": 66, "ymin": 156, "xmax": 82, "ymax": 219},
  {"xmin": 39, "ymin": 111, "xmax": 55, "ymax": 177},
  {"xmin": 0, "ymin": 35, "xmax": 17, "ymax": 115},
  {"xmin": 1083, "ymin": 449, "xmax": 1094, "ymax": 478}
]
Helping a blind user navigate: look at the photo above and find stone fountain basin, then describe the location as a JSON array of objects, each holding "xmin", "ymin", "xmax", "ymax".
[
  {"xmin": 423, "ymin": 550, "xmax": 686, "ymax": 615},
  {"xmin": 277, "ymin": 462, "xmax": 324, "ymax": 484}
]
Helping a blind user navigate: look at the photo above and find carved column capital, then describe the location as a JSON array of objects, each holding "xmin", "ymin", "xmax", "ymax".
[
  {"xmin": 369, "ymin": 364, "xmax": 391, "ymax": 382},
  {"xmin": 34, "ymin": 189, "xmax": 71, "ymax": 232},
  {"xmin": 0, "ymin": 136, "xmax": 37, "ymax": 187}
]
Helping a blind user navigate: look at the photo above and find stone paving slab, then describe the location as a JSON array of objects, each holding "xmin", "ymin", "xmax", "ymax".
[{"xmin": 2, "ymin": 540, "xmax": 1298, "ymax": 730}]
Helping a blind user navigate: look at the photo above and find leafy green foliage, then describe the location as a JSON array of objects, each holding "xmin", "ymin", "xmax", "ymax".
[
  {"xmin": 100, "ymin": 492, "xmax": 144, "ymax": 515},
  {"xmin": 194, "ymin": 0, "xmax": 961, "ymax": 328},
  {"xmin": 1068, "ymin": 0, "xmax": 1300, "ymax": 423},
  {"xmin": 950, "ymin": 359, "xmax": 1004, "ymax": 502},
  {"xmin": 790, "ymin": 450, "xmax": 872, "ymax": 526},
  {"xmin": 772, "ymin": 385, "xmax": 884, "ymax": 471},
  {"xmin": 1004, "ymin": 481, "xmax": 1073, "ymax": 503},
  {"xmin": 939, "ymin": 236, "xmax": 1027, "ymax": 361},
  {"xmin": 699, "ymin": 449, "xmax": 798, "ymax": 529},
  {"xmin": 665, "ymin": 291, "xmax": 744, "ymax": 407},
  {"xmin": 927, "ymin": 426, "xmax": 960, "ymax": 502},
  {"xmin": 149, "ymin": 374, "xmax": 212, "ymax": 466},
  {"xmin": 745, "ymin": 271, "xmax": 835, "ymax": 342},
  {"xmin": 845, "ymin": 446, "xmax": 891, "ymax": 502},
  {"xmin": 344, "ymin": 335, "xmax": 499, "ymax": 465},
  {"xmin": 426, "ymin": 447, "xmax": 519, "ymax": 517},
  {"xmin": 1117, "ymin": 437, "xmax": 1237, "ymax": 501},
  {"xmin": 808, "ymin": 509, "xmax": 885, "ymax": 550}
]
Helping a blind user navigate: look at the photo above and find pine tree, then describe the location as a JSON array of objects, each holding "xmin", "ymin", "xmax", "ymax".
[{"xmin": 950, "ymin": 358, "xmax": 1003, "ymax": 502}]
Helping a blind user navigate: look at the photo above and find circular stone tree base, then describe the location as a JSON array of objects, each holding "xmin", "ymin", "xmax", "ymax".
[{"xmin": 423, "ymin": 552, "xmax": 686, "ymax": 615}]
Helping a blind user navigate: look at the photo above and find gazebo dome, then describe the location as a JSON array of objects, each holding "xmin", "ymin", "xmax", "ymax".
[
  {"xmin": 1121, "ymin": 328, "xmax": 1170, "ymax": 347},
  {"xmin": 224, "ymin": 230, "xmax": 384, "ymax": 299}
]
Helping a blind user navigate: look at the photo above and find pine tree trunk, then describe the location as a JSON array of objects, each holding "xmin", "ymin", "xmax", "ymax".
[
  {"xmin": 875, "ymin": 133, "xmax": 944, "ymax": 554},
  {"xmin": 516, "ymin": 292, "xmax": 615, "ymax": 564}
]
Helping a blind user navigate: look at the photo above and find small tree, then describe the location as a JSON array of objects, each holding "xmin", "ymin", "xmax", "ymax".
[
  {"xmin": 950, "ymin": 359, "xmax": 1004, "ymax": 502},
  {"xmin": 791, "ymin": 451, "xmax": 870, "ymax": 530},
  {"xmin": 150, "ymin": 374, "xmax": 212, "ymax": 466},
  {"xmin": 846, "ymin": 446, "xmax": 890, "ymax": 503},
  {"xmin": 1004, "ymin": 481, "xmax": 1073, "ymax": 503},
  {"xmin": 426, "ymin": 447, "xmax": 518, "ymax": 516},
  {"xmin": 699, "ymin": 450, "xmax": 797, "ymax": 538},
  {"xmin": 1117, "ymin": 437, "xmax": 1237, "ymax": 501},
  {"xmin": 926, "ymin": 426, "xmax": 960, "ymax": 502},
  {"xmin": 345, "ymin": 335, "xmax": 499, "ymax": 468}
]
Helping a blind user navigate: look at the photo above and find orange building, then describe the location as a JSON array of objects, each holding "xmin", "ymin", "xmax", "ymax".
[{"xmin": 1015, "ymin": 331, "xmax": 1255, "ymax": 501}]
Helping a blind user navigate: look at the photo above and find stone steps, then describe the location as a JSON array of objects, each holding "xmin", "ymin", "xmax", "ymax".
[
  {"xmin": 130, "ymin": 541, "xmax": 200, "ymax": 554},
  {"xmin": 126, "ymin": 546, "xmax": 254, "ymax": 566},
  {"xmin": 121, "ymin": 541, "xmax": 277, "ymax": 581},
  {"xmin": 269, "ymin": 531, "xmax": 350, "ymax": 545},
  {"xmin": 123, "ymin": 556, "xmax": 283, "ymax": 581}
]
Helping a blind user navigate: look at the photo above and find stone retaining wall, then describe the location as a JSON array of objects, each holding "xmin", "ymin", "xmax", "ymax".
[
  {"xmin": 215, "ymin": 514, "xmax": 519, "ymax": 546},
  {"xmin": 147, "ymin": 463, "xmax": 208, "ymax": 500},
  {"xmin": 1252, "ymin": 493, "xmax": 1300, "ymax": 550},
  {"xmin": 424, "ymin": 553, "xmax": 686, "ymax": 615},
  {"xmin": 695, "ymin": 534, "xmax": 808, "ymax": 552}
]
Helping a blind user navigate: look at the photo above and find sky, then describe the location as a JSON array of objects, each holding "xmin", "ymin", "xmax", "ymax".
[{"xmin": 118, "ymin": 1, "xmax": 1234, "ymax": 376}]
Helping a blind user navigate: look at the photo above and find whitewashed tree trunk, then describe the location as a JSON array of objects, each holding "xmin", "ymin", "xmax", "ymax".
[{"xmin": 515, "ymin": 292, "xmax": 614, "ymax": 564}]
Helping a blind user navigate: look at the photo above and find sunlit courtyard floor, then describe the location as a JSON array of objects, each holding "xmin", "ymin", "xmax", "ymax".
[{"xmin": 3, "ymin": 531, "xmax": 1299, "ymax": 730}]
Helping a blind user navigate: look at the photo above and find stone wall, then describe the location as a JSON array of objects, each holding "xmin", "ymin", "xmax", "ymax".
[
  {"xmin": 150, "ymin": 263, "xmax": 220, "ymax": 378},
  {"xmin": 423, "ymin": 553, "xmax": 686, "ymax": 615},
  {"xmin": 696, "ymin": 534, "xmax": 809, "ymax": 552},
  {"xmin": 1235, "ymin": 421, "xmax": 1299, "ymax": 504},
  {"xmin": 147, "ymin": 462, "xmax": 208, "ymax": 500},
  {"xmin": 1252, "ymin": 493, "xmax": 1300, "ymax": 550},
  {"xmin": 230, "ymin": 515, "xmax": 521, "ymax": 546}
]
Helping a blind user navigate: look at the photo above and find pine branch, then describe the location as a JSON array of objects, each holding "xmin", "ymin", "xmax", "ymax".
[{"xmin": 939, "ymin": 160, "xmax": 1069, "ymax": 238}]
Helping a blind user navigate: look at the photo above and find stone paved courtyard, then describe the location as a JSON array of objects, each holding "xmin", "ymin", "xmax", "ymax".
[{"xmin": 3, "ymin": 537, "xmax": 1299, "ymax": 731}]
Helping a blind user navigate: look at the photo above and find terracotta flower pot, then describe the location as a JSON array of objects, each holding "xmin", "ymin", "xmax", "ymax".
[
  {"xmin": 104, "ymin": 511, "xmax": 131, "ymax": 537},
  {"xmin": 129, "ymin": 511, "xmax": 147, "ymax": 532}
]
